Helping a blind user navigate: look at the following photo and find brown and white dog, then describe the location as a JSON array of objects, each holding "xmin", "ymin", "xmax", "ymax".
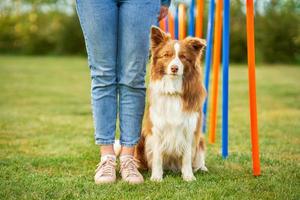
[{"xmin": 134, "ymin": 26, "xmax": 208, "ymax": 182}]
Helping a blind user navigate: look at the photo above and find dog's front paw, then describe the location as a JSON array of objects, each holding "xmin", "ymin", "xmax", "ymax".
[
  {"xmin": 182, "ymin": 174, "xmax": 196, "ymax": 182},
  {"xmin": 200, "ymin": 165, "xmax": 208, "ymax": 172},
  {"xmin": 150, "ymin": 175, "xmax": 163, "ymax": 182},
  {"xmin": 193, "ymin": 164, "xmax": 209, "ymax": 172}
]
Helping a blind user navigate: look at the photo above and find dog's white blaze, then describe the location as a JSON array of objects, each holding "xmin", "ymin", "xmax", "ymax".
[
  {"xmin": 167, "ymin": 43, "xmax": 184, "ymax": 75},
  {"xmin": 174, "ymin": 43, "xmax": 180, "ymax": 57}
]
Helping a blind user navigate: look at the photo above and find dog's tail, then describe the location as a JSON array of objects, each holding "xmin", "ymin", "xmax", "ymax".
[{"xmin": 134, "ymin": 134, "xmax": 148, "ymax": 169}]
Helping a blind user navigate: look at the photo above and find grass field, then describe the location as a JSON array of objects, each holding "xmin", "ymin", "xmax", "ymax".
[{"xmin": 0, "ymin": 56, "xmax": 299, "ymax": 200}]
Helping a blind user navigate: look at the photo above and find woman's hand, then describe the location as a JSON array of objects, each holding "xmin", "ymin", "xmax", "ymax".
[{"xmin": 158, "ymin": 6, "xmax": 169, "ymax": 21}]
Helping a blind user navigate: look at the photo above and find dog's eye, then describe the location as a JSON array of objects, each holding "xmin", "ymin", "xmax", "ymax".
[
  {"xmin": 162, "ymin": 52, "xmax": 171, "ymax": 57},
  {"xmin": 179, "ymin": 54, "xmax": 191, "ymax": 62},
  {"xmin": 179, "ymin": 55, "xmax": 186, "ymax": 60}
]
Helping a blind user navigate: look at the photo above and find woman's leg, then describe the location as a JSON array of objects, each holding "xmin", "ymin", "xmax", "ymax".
[
  {"xmin": 117, "ymin": 0, "xmax": 160, "ymax": 184},
  {"xmin": 76, "ymin": 0, "xmax": 118, "ymax": 155},
  {"xmin": 118, "ymin": 0, "xmax": 160, "ymax": 153}
]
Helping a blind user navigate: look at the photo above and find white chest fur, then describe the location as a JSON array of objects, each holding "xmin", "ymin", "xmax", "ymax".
[{"xmin": 148, "ymin": 78, "xmax": 198, "ymax": 156}]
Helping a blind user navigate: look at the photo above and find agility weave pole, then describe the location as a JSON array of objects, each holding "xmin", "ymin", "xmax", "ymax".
[
  {"xmin": 222, "ymin": 0, "xmax": 230, "ymax": 159},
  {"xmin": 159, "ymin": 0, "xmax": 260, "ymax": 176},
  {"xmin": 208, "ymin": 0, "xmax": 222, "ymax": 144},
  {"xmin": 202, "ymin": 0, "xmax": 215, "ymax": 133},
  {"xmin": 159, "ymin": 18, "xmax": 167, "ymax": 32},
  {"xmin": 178, "ymin": 4, "xmax": 186, "ymax": 40},
  {"xmin": 246, "ymin": 0, "xmax": 261, "ymax": 176},
  {"xmin": 188, "ymin": 0, "xmax": 195, "ymax": 36},
  {"xmin": 174, "ymin": 7, "xmax": 179, "ymax": 39},
  {"xmin": 168, "ymin": 12, "xmax": 175, "ymax": 39},
  {"xmin": 195, "ymin": 0, "xmax": 204, "ymax": 38}
]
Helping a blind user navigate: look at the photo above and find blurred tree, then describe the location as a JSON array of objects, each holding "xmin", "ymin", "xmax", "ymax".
[
  {"xmin": 229, "ymin": 0, "xmax": 248, "ymax": 63},
  {"xmin": 54, "ymin": 10, "xmax": 85, "ymax": 55},
  {"xmin": 256, "ymin": 0, "xmax": 300, "ymax": 63},
  {"xmin": 0, "ymin": 0, "xmax": 299, "ymax": 63}
]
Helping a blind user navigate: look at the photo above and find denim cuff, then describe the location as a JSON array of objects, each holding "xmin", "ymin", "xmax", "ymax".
[
  {"xmin": 120, "ymin": 138, "xmax": 140, "ymax": 147},
  {"xmin": 95, "ymin": 139, "xmax": 115, "ymax": 145}
]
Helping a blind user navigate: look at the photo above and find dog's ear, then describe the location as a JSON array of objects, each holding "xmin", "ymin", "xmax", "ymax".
[
  {"xmin": 184, "ymin": 37, "xmax": 206, "ymax": 55},
  {"xmin": 151, "ymin": 26, "xmax": 170, "ymax": 50}
]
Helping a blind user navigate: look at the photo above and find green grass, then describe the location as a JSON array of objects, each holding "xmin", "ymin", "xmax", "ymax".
[{"xmin": 0, "ymin": 55, "xmax": 299, "ymax": 200}]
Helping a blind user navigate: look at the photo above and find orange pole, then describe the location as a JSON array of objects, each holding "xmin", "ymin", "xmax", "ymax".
[
  {"xmin": 209, "ymin": 0, "xmax": 222, "ymax": 144},
  {"xmin": 159, "ymin": 18, "xmax": 167, "ymax": 32},
  {"xmin": 195, "ymin": 0, "xmax": 204, "ymax": 38},
  {"xmin": 168, "ymin": 12, "xmax": 175, "ymax": 39},
  {"xmin": 179, "ymin": 4, "xmax": 186, "ymax": 40},
  {"xmin": 246, "ymin": 0, "xmax": 261, "ymax": 176}
]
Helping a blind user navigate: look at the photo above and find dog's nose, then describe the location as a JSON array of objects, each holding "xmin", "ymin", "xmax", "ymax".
[{"xmin": 171, "ymin": 65, "xmax": 178, "ymax": 73}]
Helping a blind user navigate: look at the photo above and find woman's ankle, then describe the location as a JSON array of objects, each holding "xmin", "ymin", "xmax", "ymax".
[
  {"xmin": 100, "ymin": 144, "xmax": 115, "ymax": 157},
  {"xmin": 120, "ymin": 145, "xmax": 135, "ymax": 156}
]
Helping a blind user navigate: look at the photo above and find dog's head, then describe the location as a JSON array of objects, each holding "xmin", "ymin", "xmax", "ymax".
[{"xmin": 150, "ymin": 26, "xmax": 206, "ymax": 82}]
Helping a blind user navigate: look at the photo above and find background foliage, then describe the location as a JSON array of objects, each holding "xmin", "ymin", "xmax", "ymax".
[{"xmin": 0, "ymin": 0, "xmax": 299, "ymax": 63}]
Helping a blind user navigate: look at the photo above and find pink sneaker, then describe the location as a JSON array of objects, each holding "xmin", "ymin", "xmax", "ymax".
[
  {"xmin": 94, "ymin": 155, "xmax": 116, "ymax": 184},
  {"xmin": 120, "ymin": 155, "xmax": 144, "ymax": 184}
]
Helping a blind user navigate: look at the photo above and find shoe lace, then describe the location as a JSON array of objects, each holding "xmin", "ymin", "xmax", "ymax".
[
  {"xmin": 120, "ymin": 157, "xmax": 140, "ymax": 178},
  {"xmin": 95, "ymin": 158, "xmax": 116, "ymax": 177}
]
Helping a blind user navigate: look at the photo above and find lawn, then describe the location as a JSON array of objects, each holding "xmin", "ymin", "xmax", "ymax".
[{"xmin": 0, "ymin": 56, "xmax": 299, "ymax": 200}]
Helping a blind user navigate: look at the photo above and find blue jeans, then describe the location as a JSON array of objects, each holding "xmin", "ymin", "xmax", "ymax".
[{"xmin": 76, "ymin": 0, "xmax": 160, "ymax": 146}]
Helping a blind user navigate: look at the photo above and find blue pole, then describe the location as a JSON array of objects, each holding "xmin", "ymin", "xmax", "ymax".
[
  {"xmin": 202, "ymin": 0, "xmax": 215, "ymax": 133},
  {"xmin": 175, "ymin": 7, "xmax": 179, "ymax": 40},
  {"xmin": 222, "ymin": 0, "xmax": 230, "ymax": 158},
  {"xmin": 188, "ymin": 0, "xmax": 195, "ymax": 36}
]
